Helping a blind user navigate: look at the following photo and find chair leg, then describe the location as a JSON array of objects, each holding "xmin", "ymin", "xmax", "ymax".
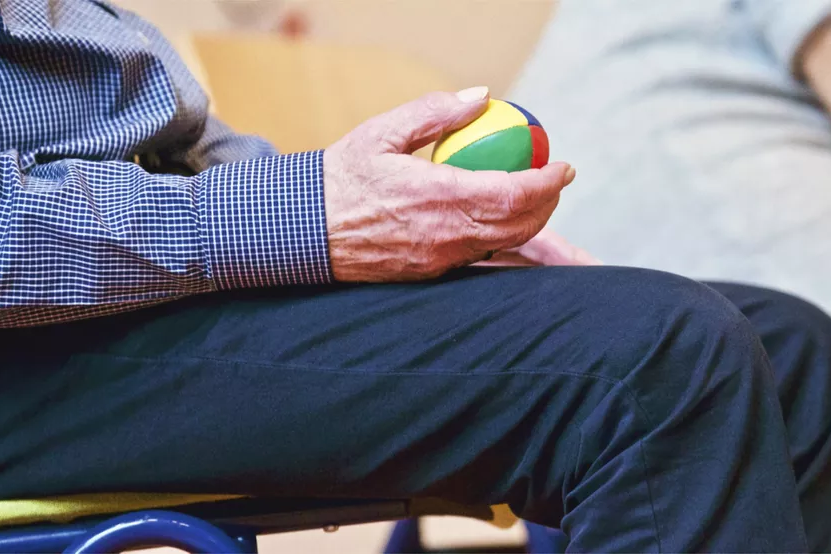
[
  {"xmin": 383, "ymin": 518, "xmax": 424, "ymax": 554},
  {"xmin": 524, "ymin": 522, "xmax": 568, "ymax": 554}
]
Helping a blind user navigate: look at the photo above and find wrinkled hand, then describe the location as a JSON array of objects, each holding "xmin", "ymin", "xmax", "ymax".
[
  {"xmin": 323, "ymin": 87, "xmax": 575, "ymax": 282},
  {"xmin": 478, "ymin": 227, "xmax": 603, "ymax": 267}
]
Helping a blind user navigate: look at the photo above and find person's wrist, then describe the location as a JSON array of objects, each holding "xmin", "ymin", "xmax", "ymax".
[{"xmin": 322, "ymin": 147, "xmax": 349, "ymax": 281}]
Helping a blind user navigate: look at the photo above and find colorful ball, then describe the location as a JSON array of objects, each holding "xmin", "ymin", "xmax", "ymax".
[{"xmin": 431, "ymin": 99, "xmax": 549, "ymax": 172}]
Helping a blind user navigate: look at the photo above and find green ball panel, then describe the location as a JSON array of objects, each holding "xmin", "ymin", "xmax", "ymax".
[{"xmin": 443, "ymin": 126, "xmax": 533, "ymax": 172}]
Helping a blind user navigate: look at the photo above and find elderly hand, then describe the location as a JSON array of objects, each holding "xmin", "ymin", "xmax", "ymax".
[{"xmin": 323, "ymin": 87, "xmax": 575, "ymax": 282}]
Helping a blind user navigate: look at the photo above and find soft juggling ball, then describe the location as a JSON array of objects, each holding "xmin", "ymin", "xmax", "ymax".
[{"xmin": 431, "ymin": 99, "xmax": 549, "ymax": 172}]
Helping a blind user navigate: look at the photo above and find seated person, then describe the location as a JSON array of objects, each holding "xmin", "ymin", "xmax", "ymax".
[
  {"xmin": 1, "ymin": 0, "xmax": 830, "ymax": 551},
  {"xmin": 511, "ymin": 0, "xmax": 831, "ymax": 313}
]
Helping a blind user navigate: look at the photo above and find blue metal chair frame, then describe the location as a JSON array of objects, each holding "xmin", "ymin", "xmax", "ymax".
[{"xmin": 0, "ymin": 497, "xmax": 568, "ymax": 553}]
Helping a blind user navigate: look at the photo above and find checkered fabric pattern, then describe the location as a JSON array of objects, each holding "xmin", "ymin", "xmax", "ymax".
[{"xmin": 0, "ymin": 0, "xmax": 333, "ymax": 328}]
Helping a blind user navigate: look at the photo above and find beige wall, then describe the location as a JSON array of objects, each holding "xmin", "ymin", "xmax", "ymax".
[
  {"xmin": 296, "ymin": 0, "xmax": 556, "ymax": 96},
  {"xmin": 115, "ymin": 0, "xmax": 556, "ymax": 99}
]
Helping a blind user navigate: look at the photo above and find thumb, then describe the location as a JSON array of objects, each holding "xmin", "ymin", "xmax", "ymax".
[{"xmin": 363, "ymin": 87, "xmax": 490, "ymax": 154}]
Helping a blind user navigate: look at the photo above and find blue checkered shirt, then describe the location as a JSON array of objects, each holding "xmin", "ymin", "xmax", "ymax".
[{"xmin": 0, "ymin": 0, "xmax": 333, "ymax": 328}]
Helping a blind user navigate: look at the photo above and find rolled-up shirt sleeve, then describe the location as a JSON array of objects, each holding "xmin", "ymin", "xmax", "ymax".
[{"xmin": 749, "ymin": 0, "xmax": 831, "ymax": 76}]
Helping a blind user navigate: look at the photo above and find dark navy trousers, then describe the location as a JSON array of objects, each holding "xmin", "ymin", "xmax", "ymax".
[{"xmin": 2, "ymin": 266, "xmax": 831, "ymax": 552}]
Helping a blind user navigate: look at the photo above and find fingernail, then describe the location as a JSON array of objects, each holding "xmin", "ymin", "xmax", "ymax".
[
  {"xmin": 564, "ymin": 166, "xmax": 577, "ymax": 185},
  {"xmin": 456, "ymin": 86, "xmax": 490, "ymax": 103}
]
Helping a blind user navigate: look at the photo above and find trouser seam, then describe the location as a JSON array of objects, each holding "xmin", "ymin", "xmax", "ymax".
[
  {"xmin": 69, "ymin": 353, "xmax": 627, "ymax": 383},
  {"xmin": 572, "ymin": 379, "xmax": 662, "ymax": 551},
  {"xmin": 638, "ymin": 438, "xmax": 663, "ymax": 552}
]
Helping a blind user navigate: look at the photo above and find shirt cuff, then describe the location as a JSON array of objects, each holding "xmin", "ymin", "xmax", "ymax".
[
  {"xmin": 752, "ymin": 0, "xmax": 831, "ymax": 77},
  {"xmin": 200, "ymin": 150, "xmax": 334, "ymax": 289}
]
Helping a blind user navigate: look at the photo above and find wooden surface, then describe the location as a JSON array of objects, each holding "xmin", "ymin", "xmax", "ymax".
[{"xmin": 193, "ymin": 34, "xmax": 457, "ymax": 154}]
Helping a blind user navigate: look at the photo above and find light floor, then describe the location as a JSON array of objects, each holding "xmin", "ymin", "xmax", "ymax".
[{"xmin": 142, "ymin": 516, "xmax": 528, "ymax": 553}]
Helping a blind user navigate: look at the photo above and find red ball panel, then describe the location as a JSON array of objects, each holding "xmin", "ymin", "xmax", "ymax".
[{"xmin": 529, "ymin": 125, "xmax": 550, "ymax": 170}]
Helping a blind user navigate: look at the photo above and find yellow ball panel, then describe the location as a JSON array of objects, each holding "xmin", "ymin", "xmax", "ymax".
[{"xmin": 431, "ymin": 99, "xmax": 527, "ymax": 164}]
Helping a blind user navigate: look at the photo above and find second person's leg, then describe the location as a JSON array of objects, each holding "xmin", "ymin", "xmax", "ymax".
[{"xmin": 712, "ymin": 283, "xmax": 831, "ymax": 552}]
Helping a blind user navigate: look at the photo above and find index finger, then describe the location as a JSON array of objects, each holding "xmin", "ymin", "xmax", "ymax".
[{"xmin": 453, "ymin": 162, "xmax": 575, "ymax": 220}]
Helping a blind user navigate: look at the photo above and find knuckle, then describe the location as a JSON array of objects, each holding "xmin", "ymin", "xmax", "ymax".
[
  {"xmin": 505, "ymin": 180, "xmax": 530, "ymax": 216},
  {"xmin": 421, "ymin": 91, "xmax": 452, "ymax": 113}
]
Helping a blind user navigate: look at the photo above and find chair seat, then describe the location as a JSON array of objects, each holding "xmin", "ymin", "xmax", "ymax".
[{"xmin": 0, "ymin": 493, "xmax": 242, "ymax": 528}]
